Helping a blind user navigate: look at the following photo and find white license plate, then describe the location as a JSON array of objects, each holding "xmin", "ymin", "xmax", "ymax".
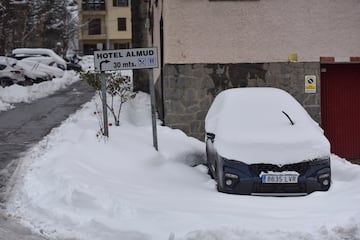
[{"xmin": 262, "ymin": 174, "xmax": 298, "ymax": 184}]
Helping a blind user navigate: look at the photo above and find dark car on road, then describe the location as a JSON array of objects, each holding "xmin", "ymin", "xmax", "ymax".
[{"xmin": 205, "ymin": 87, "xmax": 331, "ymax": 196}]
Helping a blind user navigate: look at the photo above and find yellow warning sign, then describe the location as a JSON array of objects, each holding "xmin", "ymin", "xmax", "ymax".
[{"xmin": 305, "ymin": 75, "xmax": 316, "ymax": 93}]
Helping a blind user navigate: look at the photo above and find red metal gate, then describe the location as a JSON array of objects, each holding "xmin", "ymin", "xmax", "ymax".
[{"xmin": 321, "ymin": 64, "xmax": 360, "ymax": 160}]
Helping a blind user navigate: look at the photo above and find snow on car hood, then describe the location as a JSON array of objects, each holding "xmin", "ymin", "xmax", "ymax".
[{"xmin": 205, "ymin": 88, "xmax": 330, "ymax": 165}]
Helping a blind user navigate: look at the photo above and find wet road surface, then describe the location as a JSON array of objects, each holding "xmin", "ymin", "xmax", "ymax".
[{"xmin": 0, "ymin": 79, "xmax": 95, "ymax": 239}]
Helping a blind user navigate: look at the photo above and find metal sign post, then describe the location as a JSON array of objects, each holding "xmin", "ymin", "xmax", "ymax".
[
  {"xmin": 93, "ymin": 47, "xmax": 159, "ymax": 150},
  {"xmin": 100, "ymin": 71, "xmax": 109, "ymax": 137},
  {"xmin": 149, "ymin": 68, "xmax": 158, "ymax": 150}
]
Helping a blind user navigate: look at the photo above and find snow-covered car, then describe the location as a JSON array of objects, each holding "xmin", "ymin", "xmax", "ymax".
[
  {"xmin": 19, "ymin": 58, "xmax": 64, "ymax": 79},
  {"xmin": 0, "ymin": 58, "xmax": 25, "ymax": 87},
  {"xmin": 66, "ymin": 62, "xmax": 82, "ymax": 72},
  {"xmin": 16, "ymin": 55, "xmax": 57, "ymax": 67},
  {"xmin": 0, "ymin": 56, "xmax": 52, "ymax": 84},
  {"xmin": 16, "ymin": 59, "xmax": 52, "ymax": 83},
  {"xmin": 205, "ymin": 87, "xmax": 331, "ymax": 196},
  {"xmin": 12, "ymin": 48, "xmax": 67, "ymax": 70}
]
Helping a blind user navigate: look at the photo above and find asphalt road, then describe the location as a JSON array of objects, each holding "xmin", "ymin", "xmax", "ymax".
[{"xmin": 0, "ymin": 79, "xmax": 95, "ymax": 240}]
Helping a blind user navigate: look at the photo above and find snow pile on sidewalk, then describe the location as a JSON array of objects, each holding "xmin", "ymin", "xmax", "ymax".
[
  {"xmin": 6, "ymin": 92, "xmax": 360, "ymax": 240},
  {"xmin": 0, "ymin": 71, "xmax": 80, "ymax": 112}
]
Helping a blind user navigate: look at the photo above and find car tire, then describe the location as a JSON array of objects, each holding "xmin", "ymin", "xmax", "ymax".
[
  {"xmin": 34, "ymin": 78, "xmax": 48, "ymax": 84},
  {"xmin": 215, "ymin": 169, "xmax": 222, "ymax": 192},
  {"xmin": 0, "ymin": 77, "xmax": 14, "ymax": 87},
  {"xmin": 22, "ymin": 77, "xmax": 34, "ymax": 86},
  {"xmin": 207, "ymin": 162, "xmax": 215, "ymax": 179},
  {"xmin": 17, "ymin": 79, "xmax": 33, "ymax": 86}
]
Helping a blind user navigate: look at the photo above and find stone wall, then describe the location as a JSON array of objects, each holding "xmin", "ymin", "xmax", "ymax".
[{"xmin": 158, "ymin": 62, "xmax": 321, "ymax": 140}]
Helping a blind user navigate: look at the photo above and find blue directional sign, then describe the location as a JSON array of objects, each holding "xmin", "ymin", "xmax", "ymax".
[{"xmin": 94, "ymin": 47, "xmax": 159, "ymax": 72}]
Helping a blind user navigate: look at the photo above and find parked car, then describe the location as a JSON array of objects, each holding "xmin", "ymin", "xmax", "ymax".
[
  {"xmin": 62, "ymin": 54, "xmax": 82, "ymax": 72},
  {"xmin": 0, "ymin": 58, "xmax": 25, "ymax": 87},
  {"xmin": 14, "ymin": 55, "xmax": 57, "ymax": 67},
  {"xmin": 16, "ymin": 59, "xmax": 52, "ymax": 83},
  {"xmin": 19, "ymin": 58, "xmax": 64, "ymax": 79},
  {"xmin": 12, "ymin": 48, "xmax": 67, "ymax": 70},
  {"xmin": 0, "ymin": 56, "xmax": 52, "ymax": 84},
  {"xmin": 66, "ymin": 62, "xmax": 82, "ymax": 72},
  {"xmin": 205, "ymin": 87, "xmax": 331, "ymax": 196}
]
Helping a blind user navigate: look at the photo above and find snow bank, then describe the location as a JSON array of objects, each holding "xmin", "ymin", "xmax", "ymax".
[
  {"xmin": 0, "ymin": 100, "xmax": 14, "ymax": 112},
  {"xmin": 0, "ymin": 71, "xmax": 80, "ymax": 112},
  {"xmin": 78, "ymin": 55, "xmax": 95, "ymax": 72},
  {"xmin": 6, "ymin": 90, "xmax": 360, "ymax": 240}
]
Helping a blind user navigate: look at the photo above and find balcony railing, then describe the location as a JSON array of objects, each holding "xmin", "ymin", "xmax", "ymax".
[{"xmin": 82, "ymin": 0, "xmax": 105, "ymax": 11}]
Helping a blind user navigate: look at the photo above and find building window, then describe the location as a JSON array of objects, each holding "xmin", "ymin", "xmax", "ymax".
[
  {"xmin": 83, "ymin": 44, "xmax": 98, "ymax": 55},
  {"xmin": 82, "ymin": 0, "xmax": 105, "ymax": 11},
  {"xmin": 117, "ymin": 18, "xmax": 126, "ymax": 31},
  {"xmin": 209, "ymin": 0, "xmax": 259, "ymax": 1},
  {"xmin": 88, "ymin": 18, "xmax": 101, "ymax": 35},
  {"xmin": 114, "ymin": 43, "xmax": 130, "ymax": 49},
  {"xmin": 113, "ymin": 0, "xmax": 128, "ymax": 7}
]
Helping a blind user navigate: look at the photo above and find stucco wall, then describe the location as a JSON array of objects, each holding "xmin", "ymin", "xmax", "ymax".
[{"xmin": 161, "ymin": 0, "xmax": 360, "ymax": 64}]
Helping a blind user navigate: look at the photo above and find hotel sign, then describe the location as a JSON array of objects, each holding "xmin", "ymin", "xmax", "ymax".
[{"xmin": 94, "ymin": 47, "xmax": 158, "ymax": 72}]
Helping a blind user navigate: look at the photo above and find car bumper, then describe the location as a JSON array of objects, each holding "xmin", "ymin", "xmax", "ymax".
[{"xmin": 217, "ymin": 158, "xmax": 331, "ymax": 196}]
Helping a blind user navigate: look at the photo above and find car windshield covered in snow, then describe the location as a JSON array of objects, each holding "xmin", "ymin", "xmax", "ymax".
[{"xmin": 205, "ymin": 87, "xmax": 331, "ymax": 196}]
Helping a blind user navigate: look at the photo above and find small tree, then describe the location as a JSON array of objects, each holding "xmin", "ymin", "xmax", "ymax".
[
  {"xmin": 81, "ymin": 72, "xmax": 136, "ymax": 133},
  {"xmin": 106, "ymin": 72, "xmax": 134, "ymax": 126}
]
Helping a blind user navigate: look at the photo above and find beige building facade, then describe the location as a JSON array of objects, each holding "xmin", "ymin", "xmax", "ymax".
[
  {"xmin": 78, "ymin": 0, "xmax": 132, "ymax": 55},
  {"xmin": 146, "ymin": 0, "xmax": 360, "ymax": 159},
  {"xmin": 150, "ymin": 0, "xmax": 360, "ymax": 76}
]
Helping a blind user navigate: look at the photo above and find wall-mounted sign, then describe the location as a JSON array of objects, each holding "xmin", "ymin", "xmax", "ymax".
[{"xmin": 305, "ymin": 75, "xmax": 316, "ymax": 93}]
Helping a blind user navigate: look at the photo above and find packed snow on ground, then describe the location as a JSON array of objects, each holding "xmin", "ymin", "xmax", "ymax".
[
  {"xmin": 5, "ymin": 86, "xmax": 360, "ymax": 240},
  {"xmin": 0, "ymin": 71, "xmax": 79, "ymax": 112}
]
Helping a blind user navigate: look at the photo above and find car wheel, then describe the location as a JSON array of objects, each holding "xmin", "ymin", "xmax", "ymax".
[
  {"xmin": 17, "ymin": 79, "xmax": 33, "ymax": 86},
  {"xmin": 214, "ymin": 162, "xmax": 224, "ymax": 192},
  {"xmin": 26, "ymin": 79, "xmax": 34, "ymax": 85},
  {"xmin": 22, "ymin": 77, "xmax": 34, "ymax": 86},
  {"xmin": 0, "ymin": 77, "xmax": 14, "ymax": 87},
  {"xmin": 207, "ymin": 161, "xmax": 215, "ymax": 179},
  {"xmin": 215, "ymin": 168, "xmax": 222, "ymax": 191},
  {"xmin": 32, "ymin": 78, "xmax": 41, "ymax": 84}
]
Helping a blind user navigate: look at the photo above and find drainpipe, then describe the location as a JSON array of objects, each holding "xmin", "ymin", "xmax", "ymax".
[
  {"xmin": 105, "ymin": 0, "xmax": 110, "ymax": 49},
  {"xmin": 160, "ymin": 15, "xmax": 165, "ymax": 123}
]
